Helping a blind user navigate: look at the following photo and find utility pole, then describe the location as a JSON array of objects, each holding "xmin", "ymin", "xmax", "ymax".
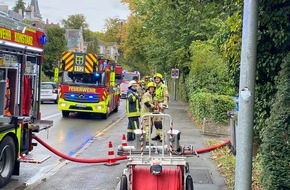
[
  {"xmin": 171, "ymin": 68, "xmax": 179, "ymax": 100},
  {"xmin": 234, "ymin": 1, "xmax": 258, "ymax": 190},
  {"xmin": 173, "ymin": 79, "xmax": 176, "ymax": 100}
]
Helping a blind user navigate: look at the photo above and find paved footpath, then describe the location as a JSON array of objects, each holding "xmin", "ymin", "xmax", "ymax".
[
  {"xmin": 165, "ymin": 100, "xmax": 228, "ymax": 190},
  {"xmin": 30, "ymin": 100, "xmax": 228, "ymax": 190}
]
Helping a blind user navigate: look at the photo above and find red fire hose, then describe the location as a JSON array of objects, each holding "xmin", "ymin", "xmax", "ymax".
[
  {"xmin": 33, "ymin": 135, "xmax": 230, "ymax": 163},
  {"xmin": 183, "ymin": 139, "xmax": 230, "ymax": 155},
  {"xmin": 33, "ymin": 135, "xmax": 128, "ymax": 163}
]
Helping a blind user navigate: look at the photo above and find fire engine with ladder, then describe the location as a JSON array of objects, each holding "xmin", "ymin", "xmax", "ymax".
[
  {"xmin": 0, "ymin": 13, "xmax": 52, "ymax": 187},
  {"xmin": 56, "ymin": 51, "xmax": 120, "ymax": 119}
]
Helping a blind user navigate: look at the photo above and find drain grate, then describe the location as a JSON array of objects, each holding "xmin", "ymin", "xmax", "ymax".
[{"xmin": 191, "ymin": 169, "xmax": 213, "ymax": 184}]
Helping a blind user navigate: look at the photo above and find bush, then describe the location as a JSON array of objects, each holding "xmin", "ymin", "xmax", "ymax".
[
  {"xmin": 41, "ymin": 71, "xmax": 51, "ymax": 82},
  {"xmin": 260, "ymin": 54, "xmax": 290, "ymax": 190},
  {"xmin": 186, "ymin": 40, "xmax": 235, "ymax": 97},
  {"xmin": 189, "ymin": 92, "xmax": 235, "ymax": 123}
]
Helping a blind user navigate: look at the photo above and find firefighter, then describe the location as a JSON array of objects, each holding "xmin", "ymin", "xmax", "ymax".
[
  {"xmin": 143, "ymin": 76, "xmax": 150, "ymax": 89},
  {"xmin": 140, "ymin": 82, "xmax": 156, "ymax": 142},
  {"xmin": 152, "ymin": 73, "xmax": 169, "ymax": 142},
  {"xmin": 126, "ymin": 80, "xmax": 141, "ymax": 141},
  {"xmin": 136, "ymin": 80, "xmax": 145, "ymax": 98}
]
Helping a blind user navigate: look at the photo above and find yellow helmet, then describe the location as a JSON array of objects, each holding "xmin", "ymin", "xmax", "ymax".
[
  {"xmin": 144, "ymin": 76, "xmax": 150, "ymax": 81},
  {"xmin": 154, "ymin": 73, "xmax": 163, "ymax": 80},
  {"xmin": 146, "ymin": 82, "xmax": 156, "ymax": 90}
]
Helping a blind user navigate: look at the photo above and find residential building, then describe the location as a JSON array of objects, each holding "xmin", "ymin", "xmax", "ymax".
[{"xmin": 97, "ymin": 40, "xmax": 119, "ymax": 62}]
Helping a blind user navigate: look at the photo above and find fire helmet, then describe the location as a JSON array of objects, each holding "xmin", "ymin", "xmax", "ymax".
[
  {"xmin": 128, "ymin": 80, "xmax": 137, "ymax": 88},
  {"xmin": 146, "ymin": 82, "xmax": 156, "ymax": 90},
  {"xmin": 154, "ymin": 73, "xmax": 163, "ymax": 80}
]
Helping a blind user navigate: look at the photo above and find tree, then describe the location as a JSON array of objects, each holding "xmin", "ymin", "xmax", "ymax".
[
  {"xmin": 102, "ymin": 18, "xmax": 125, "ymax": 43},
  {"xmin": 43, "ymin": 26, "xmax": 67, "ymax": 78},
  {"xmin": 61, "ymin": 14, "xmax": 89, "ymax": 30},
  {"xmin": 12, "ymin": 0, "xmax": 25, "ymax": 17}
]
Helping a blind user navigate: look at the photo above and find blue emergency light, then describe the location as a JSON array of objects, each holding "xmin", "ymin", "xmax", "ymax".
[{"xmin": 39, "ymin": 34, "xmax": 47, "ymax": 45}]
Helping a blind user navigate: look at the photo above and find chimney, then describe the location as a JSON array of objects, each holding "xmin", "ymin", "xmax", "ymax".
[
  {"xmin": 18, "ymin": 9, "xmax": 23, "ymax": 17},
  {"xmin": 0, "ymin": 4, "xmax": 8, "ymax": 12}
]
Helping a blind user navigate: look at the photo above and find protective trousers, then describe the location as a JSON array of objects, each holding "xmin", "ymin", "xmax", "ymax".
[
  {"xmin": 142, "ymin": 116, "xmax": 153, "ymax": 141},
  {"xmin": 153, "ymin": 115, "xmax": 163, "ymax": 139},
  {"xmin": 127, "ymin": 117, "xmax": 139, "ymax": 141}
]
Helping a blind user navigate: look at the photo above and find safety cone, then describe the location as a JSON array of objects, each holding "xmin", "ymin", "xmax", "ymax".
[
  {"xmin": 104, "ymin": 141, "xmax": 120, "ymax": 166},
  {"xmin": 121, "ymin": 134, "xmax": 128, "ymax": 147}
]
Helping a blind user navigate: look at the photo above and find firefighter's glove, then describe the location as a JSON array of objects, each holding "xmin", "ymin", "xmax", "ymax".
[
  {"xmin": 159, "ymin": 103, "xmax": 166, "ymax": 109},
  {"xmin": 133, "ymin": 92, "xmax": 140, "ymax": 101}
]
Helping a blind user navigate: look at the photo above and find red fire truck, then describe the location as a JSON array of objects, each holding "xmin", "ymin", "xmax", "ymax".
[
  {"xmin": 120, "ymin": 70, "xmax": 140, "ymax": 98},
  {"xmin": 56, "ymin": 52, "xmax": 120, "ymax": 119},
  {"xmin": 122, "ymin": 70, "xmax": 140, "ymax": 83},
  {"xmin": 0, "ymin": 14, "xmax": 52, "ymax": 187}
]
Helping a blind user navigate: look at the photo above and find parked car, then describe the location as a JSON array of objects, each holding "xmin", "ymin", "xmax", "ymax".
[
  {"xmin": 40, "ymin": 82, "xmax": 58, "ymax": 104},
  {"xmin": 120, "ymin": 82, "xmax": 129, "ymax": 99}
]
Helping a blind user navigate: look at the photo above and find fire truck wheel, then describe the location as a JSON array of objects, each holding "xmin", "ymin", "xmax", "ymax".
[
  {"xmin": 62, "ymin": 111, "xmax": 70, "ymax": 117},
  {"xmin": 185, "ymin": 175, "xmax": 194, "ymax": 190},
  {"xmin": 119, "ymin": 174, "xmax": 128, "ymax": 190},
  {"xmin": 102, "ymin": 107, "xmax": 109, "ymax": 119},
  {"xmin": 0, "ymin": 136, "xmax": 16, "ymax": 188}
]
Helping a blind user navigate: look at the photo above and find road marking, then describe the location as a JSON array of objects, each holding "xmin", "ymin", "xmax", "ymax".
[
  {"xmin": 41, "ymin": 113, "xmax": 62, "ymax": 120},
  {"xmin": 23, "ymin": 113, "xmax": 126, "ymax": 189}
]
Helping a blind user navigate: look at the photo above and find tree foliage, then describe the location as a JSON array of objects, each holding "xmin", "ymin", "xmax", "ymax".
[
  {"xmin": 102, "ymin": 18, "xmax": 125, "ymax": 43},
  {"xmin": 186, "ymin": 40, "xmax": 234, "ymax": 96},
  {"xmin": 43, "ymin": 26, "xmax": 67, "ymax": 78},
  {"xmin": 12, "ymin": 0, "xmax": 25, "ymax": 17},
  {"xmin": 254, "ymin": 0, "xmax": 290, "ymax": 141},
  {"xmin": 61, "ymin": 14, "xmax": 89, "ymax": 30}
]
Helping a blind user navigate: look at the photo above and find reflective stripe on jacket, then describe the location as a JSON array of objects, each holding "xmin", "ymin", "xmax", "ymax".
[
  {"xmin": 126, "ymin": 89, "xmax": 140, "ymax": 117},
  {"xmin": 154, "ymin": 83, "xmax": 168, "ymax": 104}
]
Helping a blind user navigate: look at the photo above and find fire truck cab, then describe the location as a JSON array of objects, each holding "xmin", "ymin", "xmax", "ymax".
[
  {"xmin": 0, "ymin": 14, "xmax": 52, "ymax": 187},
  {"xmin": 57, "ymin": 52, "xmax": 120, "ymax": 119}
]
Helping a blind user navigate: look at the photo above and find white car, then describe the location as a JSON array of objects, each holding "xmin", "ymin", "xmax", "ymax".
[
  {"xmin": 120, "ymin": 82, "xmax": 129, "ymax": 99},
  {"xmin": 40, "ymin": 82, "xmax": 58, "ymax": 104}
]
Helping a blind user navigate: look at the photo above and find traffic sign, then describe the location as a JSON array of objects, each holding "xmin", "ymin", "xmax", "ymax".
[{"xmin": 171, "ymin": 68, "xmax": 179, "ymax": 79}]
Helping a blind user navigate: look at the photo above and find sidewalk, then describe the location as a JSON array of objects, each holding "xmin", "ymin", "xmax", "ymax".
[{"xmin": 165, "ymin": 100, "xmax": 228, "ymax": 190}]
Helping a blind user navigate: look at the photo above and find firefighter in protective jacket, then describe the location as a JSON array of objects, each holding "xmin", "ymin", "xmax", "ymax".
[
  {"xmin": 152, "ymin": 73, "xmax": 169, "ymax": 141},
  {"xmin": 140, "ymin": 82, "xmax": 156, "ymax": 141},
  {"xmin": 126, "ymin": 80, "xmax": 141, "ymax": 141}
]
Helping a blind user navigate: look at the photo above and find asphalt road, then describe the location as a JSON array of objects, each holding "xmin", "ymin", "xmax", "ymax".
[{"xmin": 5, "ymin": 99, "xmax": 228, "ymax": 190}]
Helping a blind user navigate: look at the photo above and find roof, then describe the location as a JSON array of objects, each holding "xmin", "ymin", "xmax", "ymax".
[{"xmin": 30, "ymin": 0, "xmax": 41, "ymax": 18}]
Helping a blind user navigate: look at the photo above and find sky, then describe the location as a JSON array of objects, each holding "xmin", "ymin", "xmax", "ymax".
[{"xmin": 1, "ymin": 0, "xmax": 131, "ymax": 32}]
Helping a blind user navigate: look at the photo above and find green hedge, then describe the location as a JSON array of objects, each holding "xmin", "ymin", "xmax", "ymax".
[
  {"xmin": 188, "ymin": 92, "xmax": 235, "ymax": 123},
  {"xmin": 260, "ymin": 54, "xmax": 290, "ymax": 190}
]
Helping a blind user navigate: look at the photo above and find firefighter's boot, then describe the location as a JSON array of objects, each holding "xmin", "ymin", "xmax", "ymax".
[{"xmin": 151, "ymin": 135, "xmax": 160, "ymax": 141}]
